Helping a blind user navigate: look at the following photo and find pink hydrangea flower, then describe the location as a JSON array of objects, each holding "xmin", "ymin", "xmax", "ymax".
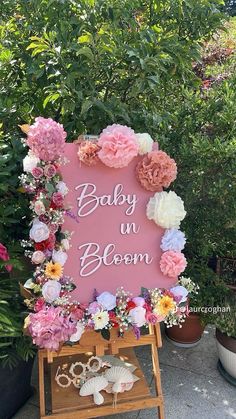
[
  {"xmin": 160, "ymin": 250, "xmax": 187, "ymax": 278},
  {"xmin": 32, "ymin": 166, "xmax": 44, "ymax": 179},
  {"xmin": 98, "ymin": 124, "xmax": 138, "ymax": 168},
  {"xmin": 28, "ymin": 306, "xmax": 76, "ymax": 351},
  {"xmin": 27, "ymin": 117, "xmax": 67, "ymax": 162}
]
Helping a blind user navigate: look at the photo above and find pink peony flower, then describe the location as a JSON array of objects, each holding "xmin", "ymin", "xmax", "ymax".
[
  {"xmin": 0, "ymin": 243, "xmax": 12, "ymax": 272},
  {"xmin": 160, "ymin": 250, "xmax": 187, "ymax": 278},
  {"xmin": 136, "ymin": 150, "xmax": 177, "ymax": 192},
  {"xmin": 32, "ymin": 166, "xmax": 44, "ymax": 179},
  {"xmin": 77, "ymin": 141, "xmax": 100, "ymax": 166},
  {"xmin": 98, "ymin": 124, "xmax": 138, "ymax": 168},
  {"xmin": 28, "ymin": 306, "xmax": 76, "ymax": 350},
  {"xmin": 44, "ymin": 164, "xmax": 57, "ymax": 178},
  {"xmin": 27, "ymin": 117, "xmax": 67, "ymax": 162},
  {"xmin": 52, "ymin": 192, "xmax": 64, "ymax": 208}
]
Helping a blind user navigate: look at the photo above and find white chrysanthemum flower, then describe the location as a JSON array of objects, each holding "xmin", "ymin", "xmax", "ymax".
[
  {"xmin": 146, "ymin": 191, "xmax": 186, "ymax": 229},
  {"xmin": 92, "ymin": 311, "xmax": 109, "ymax": 330}
]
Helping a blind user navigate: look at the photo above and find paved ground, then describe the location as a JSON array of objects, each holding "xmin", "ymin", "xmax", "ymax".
[{"xmin": 13, "ymin": 325, "xmax": 236, "ymax": 419}]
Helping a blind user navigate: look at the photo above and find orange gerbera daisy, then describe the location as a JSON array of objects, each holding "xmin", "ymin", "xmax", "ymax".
[
  {"xmin": 154, "ymin": 295, "xmax": 176, "ymax": 317},
  {"xmin": 45, "ymin": 261, "xmax": 63, "ymax": 280}
]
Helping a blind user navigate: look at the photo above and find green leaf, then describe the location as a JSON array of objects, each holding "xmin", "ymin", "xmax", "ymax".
[
  {"xmin": 43, "ymin": 93, "xmax": 60, "ymax": 108},
  {"xmin": 77, "ymin": 47, "xmax": 94, "ymax": 61},
  {"xmin": 78, "ymin": 34, "xmax": 93, "ymax": 44},
  {"xmin": 80, "ymin": 99, "xmax": 93, "ymax": 115},
  {"xmin": 101, "ymin": 329, "xmax": 110, "ymax": 341}
]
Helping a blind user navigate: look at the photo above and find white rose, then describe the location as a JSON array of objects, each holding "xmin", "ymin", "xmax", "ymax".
[
  {"xmin": 29, "ymin": 218, "xmax": 50, "ymax": 243},
  {"xmin": 170, "ymin": 285, "xmax": 188, "ymax": 303},
  {"xmin": 31, "ymin": 250, "xmax": 45, "ymax": 264},
  {"xmin": 61, "ymin": 238, "xmax": 70, "ymax": 251},
  {"xmin": 97, "ymin": 291, "xmax": 116, "ymax": 310},
  {"xmin": 56, "ymin": 181, "xmax": 69, "ymax": 197},
  {"xmin": 52, "ymin": 249, "xmax": 68, "ymax": 266},
  {"xmin": 69, "ymin": 322, "xmax": 84, "ymax": 343},
  {"xmin": 136, "ymin": 133, "xmax": 154, "ymax": 155},
  {"xmin": 23, "ymin": 153, "xmax": 40, "ymax": 172},
  {"xmin": 42, "ymin": 280, "xmax": 61, "ymax": 303},
  {"xmin": 129, "ymin": 306, "xmax": 146, "ymax": 327},
  {"xmin": 146, "ymin": 191, "xmax": 186, "ymax": 229}
]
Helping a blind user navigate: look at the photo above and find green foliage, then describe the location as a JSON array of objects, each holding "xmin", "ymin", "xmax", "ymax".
[
  {"xmin": 0, "ymin": 0, "xmax": 225, "ymax": 137},
  {"xmin": 0, "ymin": 268, "xmax": 35, "ymax": 368},
  {"xmin": 214, "ymin": 293, "xmax": 236, "ymax": 337}
]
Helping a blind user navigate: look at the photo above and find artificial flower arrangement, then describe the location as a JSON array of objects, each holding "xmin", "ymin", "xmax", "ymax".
[{"xmin": 20, "ymin": 117, "xmax": 196, "ymax": 352}]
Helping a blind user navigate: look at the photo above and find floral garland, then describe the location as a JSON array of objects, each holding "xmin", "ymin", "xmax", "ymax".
[{"xmin": 21, "ymin": 117, "xmax": 197, "ymax": 351}]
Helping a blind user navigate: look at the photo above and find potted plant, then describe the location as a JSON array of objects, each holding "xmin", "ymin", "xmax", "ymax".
[
  {"xmin": 165, "ymin": 264, "xmax": 230, "ymax": 347},
  {"xmin": 215, "ymin": 293, "xmax": 236, "ymax": 385},
  {"xmin": 0, "ymin": 244, "xmax": 36, "ymax": 419}
]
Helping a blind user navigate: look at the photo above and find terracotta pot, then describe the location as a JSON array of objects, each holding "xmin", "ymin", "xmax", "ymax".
[
  {"xmin": 165, "ymin": 313, "xmax": 205, "ymax": 347},
  {"xmin": 216, "ymin": 328, "xmax": 236, "ymax": 380}
]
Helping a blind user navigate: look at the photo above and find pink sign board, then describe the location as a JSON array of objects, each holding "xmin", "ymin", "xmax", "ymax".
[{"xmin": 61, "ymin": 144, "xmax": 176, "ymax": 303}]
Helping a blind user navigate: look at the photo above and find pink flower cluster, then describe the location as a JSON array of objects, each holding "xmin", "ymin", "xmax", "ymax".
[
  {"xmin": 28, "ymin": 307, "xmax": 76, "ymax": 351},
  {"xmin": 136, "ymin": 150, "xmax": 177, "ymax": 192},
  {"xmin": 27, "ymin": 117, "xmax": 67, "ymax": 161},
  {"xmin": 160, "ymin": 250, "xmax": 187, "ymax": 278},
  {"xmin": 98, "ymin": 124, "xmax": 138, "ymax": 168},
  {"xmin": 0, "ymin": 243, "xmax": 12, "ymax": 272},
  {"xmin": 77, "ymin": 141, "xmax": 100, "ymax": 166}
]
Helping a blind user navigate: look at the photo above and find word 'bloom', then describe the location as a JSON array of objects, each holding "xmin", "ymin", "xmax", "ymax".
[
  {"xmin": 160, "ymin": 228, "xmax": 186, "ymax": 252},
  {"xmin": 136, "ymin": 150, "xmax": 177, "ymax": 192},
  {"xmin": 27, "ymin": 117, "xmax": 66, "ymax": 162},
  {"xmin": 160, "ymin": 251, "xmax": 187, "ymax": 278},
  {"xmin": 98, "ymin": 124, "xmax": 138, "ymax": 168},
  {"xmin": 146, "ymin": 191, "xmax": 186, "ymax": 229}
]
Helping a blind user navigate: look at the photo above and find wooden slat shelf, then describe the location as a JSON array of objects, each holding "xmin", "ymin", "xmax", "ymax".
[{"xmin": 38, "ymin": 324, "xmax": 164, "ymax": 418}]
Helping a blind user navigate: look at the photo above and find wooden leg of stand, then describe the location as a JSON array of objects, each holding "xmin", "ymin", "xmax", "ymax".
[{"xmin": 38, "ymin": 351, "xmax": 46, "ymax": 417}]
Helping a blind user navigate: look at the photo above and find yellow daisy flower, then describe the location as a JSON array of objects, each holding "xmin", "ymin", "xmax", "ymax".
[
  {"xmin": 154, "ymin": 295, "xmax": 176, "ymax": 317},
  {"xmin": 45, "ymin": 261, "xmax": 63, "ymax": 280}
]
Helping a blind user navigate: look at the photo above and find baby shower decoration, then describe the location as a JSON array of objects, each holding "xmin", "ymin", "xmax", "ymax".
[{"xmin": 19, "ymin": 117, "xmax": 195, "ymax": 419}]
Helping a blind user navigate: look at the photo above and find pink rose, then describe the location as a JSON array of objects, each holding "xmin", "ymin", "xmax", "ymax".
[
  {"xmin": 145, "ymin": 312, "xmax": 159, "ymax": 324},
  {"xmin": 160, "ymin": 251, "xmax": 187, "ymax": 278},
  {"xmin": 129, "ymin": 306, "xmax": 146, "ymax": 327},
  {"xmin": 42, "ymin": 280, "xmax": 61, "ymax": 303},
  {"xmin": 136, "ymin": 150, "xmax": 177, "ymax": 192},
  {"xmin": 32, "ymin": 167, "xmax": 44, "ymax": 179},
  {"xmin": 98, "ymin": 124, "xmax": 138, "ymax": 168},
  {"xmin": 70, "ymin": 307, "xmax": 85, "ymax": 321},
  {"xmin": 0, "ymin": 243, "xmax": 12, "ymax": 272},
  {"xmin": 87, "ymin": 301, "xmax": 101, "ymax": 315},
  {"xmin": 52, "ymin": 192, "xmax": 64, "ymax": 207},
  {"xmin": 31, "ymin": 250, "xmax": 45, "ymax": 264},
  {"xmin": 44, "ymin": 164, "xmax": 57, "ymax": 178},
  {"xmin": 34, "ymin": 298, "xmax": 46, "ymax": 312},
  {"xmin": 34, "ymin": 200, "xmax": 46, "ymax": 216}
]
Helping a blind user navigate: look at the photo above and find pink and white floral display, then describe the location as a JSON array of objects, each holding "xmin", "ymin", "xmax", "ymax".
[{"xmin": 20, "ymin": 118, "xmax": 195, "ymax": 351}]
